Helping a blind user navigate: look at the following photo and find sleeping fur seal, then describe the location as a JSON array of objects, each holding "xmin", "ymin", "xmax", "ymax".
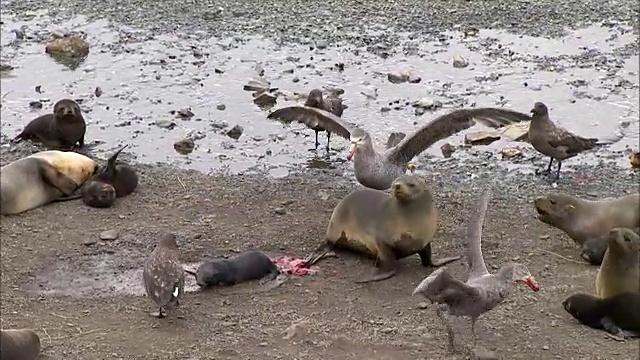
[
  {"xmin": 534, "ymin": 192, "xmax": 640, "ymax": 265},
  {"xmin": 562, "ymin": 292, "xmax": 640, "ymax": 339},
  {"xmin": 13, "ymin": 98, "xmax": 86, "ymax": 150},
  {"xmin": 142, "ymin": 233, "xmax": 185, "ymax": 318},
  {"xmin": 0, "ymin": 328, "xmax": 41, "ymax": 360},
  {"xmin": 81, "ymin": 145, "xmax": 139, "ymax": 208},
  {"xmin": 185, "ymin": 250, "xmax": 280, "ymax": 288},
  {"xmin": 1, "ymin": 150, "xmax": 96, "ymax": 215},
  {"xmin": 595, "ymin": 228, "xmax": 640, "ymax": 299},
  {"xmin": 305, "ymin": 174, "xmax": 462, "ymax": 283}
]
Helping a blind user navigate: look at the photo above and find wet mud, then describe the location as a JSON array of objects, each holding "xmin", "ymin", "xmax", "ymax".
[{"xmin": 1, "ymin": 13, "xmax": 637, "ymax": 177}]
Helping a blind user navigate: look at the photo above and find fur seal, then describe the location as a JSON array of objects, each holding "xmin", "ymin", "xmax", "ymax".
[
  {"xmin": 185, "ymin": 250, "xmax": 280, "ymax": 288},
  {"xmin": 142, "ymin": 233, "xmax": 185, "ymax": 318},
  {"xmin": 1, "ymin": 150, "xmax": 96, "ymax": 215},
  {"xmin": 305, "ymin": 174, "xmax": 462, "ymax": 283},
  {"xmin": 595, "ymin": 228, "xmax": 640, "ymax": 299},
  {"xmin": 562, "ymin": 292, "xmax": 640, "ymax": 339},
  {"xmin": 81, "ymin": 145, "xmax": 139, "ymax": 208},
  {"xmin": 534, "ymin": 192, "xmax": 640, "ymax": 265},
  {"xmin": 528, "ymin": 102, "xmax": 601, "ymax": 180},
  {"xmin": 13, "ymin": 98, "xmax": 86, "ymax": 150},
  {"xmin": 0, "ymin": 328, "xmax": 41, "ymax": 360}
]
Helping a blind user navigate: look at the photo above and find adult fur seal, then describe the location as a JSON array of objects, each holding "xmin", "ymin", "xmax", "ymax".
[
  {"xmin": 0, "ymin": 328, "xmax": 41, "ymax": 360},
  {"xmin": 13, "ymin": 98, "xmax": 86, "ymax": 150},
  {"xmin": 562, "ymin": 292, "xmax": 640, "ymax": 339},
  {"xmin": 142, "ymin": 233, "xmax": 185, "ymax": 318},
  {"xmin": 304, "ymin": 174, "xmax": 462, "ymax": 283},
  {"xmin": 82, "ymin": 145, "xmax": 139, "ymax": 208},
  {"xmin": 185, "ymin": 250, "xmax": 280, "ymax": 288},
  {"xmin": 595, "ymin": 228, "xmax": 640, "ymax": 299},
  {"xmin": 534, "ymin": 192, "xmax": 640, "ymax": 265},
  {"xmin": 1, "ymin": 150, "xmax": 96, "ymax": 215}
]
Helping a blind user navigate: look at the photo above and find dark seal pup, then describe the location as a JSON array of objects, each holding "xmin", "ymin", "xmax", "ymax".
[
  {"xmin": 186, "ymin": 250, "xmax": 280, "ymax": 288},
  {"xmin": 528, "ymin": 102, "xmax": 600, "ymax": 180},
  {"xmin": 142, "ymin": 233, "xmax": 185, "ymax": 318},
  {"xmin": 0, "ymin": 328, "xmax": 41, "ymax": 360},
  {"xmin": 563, "ymin": 292, "xmax": 640, "ymax": 339},
  {"xmin": 1, "ymin": 150, "xmax": 96, "ymax": 215},
  {"xmin": 534, "ymin": 192, "xmax": 639, "ymax": 265},
  {"xmin": 305, "ymin": 174, "xmax": 462, "ymax": 283},
  {"xmin": 13, "ymin": 98, "xmax": 86, "ymax": 150},
  {"xmin": 82, "ymin": 145, "xmax": 139, "ymax": 208}
]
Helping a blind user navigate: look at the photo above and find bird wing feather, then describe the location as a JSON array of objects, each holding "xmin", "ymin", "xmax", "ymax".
[
  {"xmin": 467, "ymin": 190, "xmax": 492, "ymax": 279},
  {"xmin": 413, "ymin": 267, "xmax": 478, "ymax": 304},
  {"xmin": 387, "ymin": 107, "xmax": 530, "ymax": 165},
  {"xmin": 266, "ymin": 106, "xmax": 357, "ymax": 139}
]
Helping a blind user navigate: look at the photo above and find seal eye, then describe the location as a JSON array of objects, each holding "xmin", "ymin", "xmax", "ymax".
[{"xmin": 408, "ymin": 183, "xmax": 415, "ymax": 188}]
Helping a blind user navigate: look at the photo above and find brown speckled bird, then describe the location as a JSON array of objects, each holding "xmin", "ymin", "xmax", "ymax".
[
  {"xmin": 142, "ymin": 233, "xmax": 185, "ymax": 318},
  {"xmin": 295, "ymin": 88, "xmax": 347, "ymax": 152},
  {"xmin": 528, "ymin": 102, "xmax": 600, "ymax": 180}
]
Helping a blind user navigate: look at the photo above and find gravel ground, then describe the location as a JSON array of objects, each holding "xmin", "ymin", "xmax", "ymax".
[{"xmin": 1, "ymin": 0, "xmax": 639, "ymax": 359}]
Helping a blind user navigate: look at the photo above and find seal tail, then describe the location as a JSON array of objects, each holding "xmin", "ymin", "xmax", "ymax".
[
  {"xmin": 303, "ymin": 242, "xmax": 333, "ymax": 266},
  {"xmin": 54, "ymin": 187, "xmax": 84, "ymax": 202}
]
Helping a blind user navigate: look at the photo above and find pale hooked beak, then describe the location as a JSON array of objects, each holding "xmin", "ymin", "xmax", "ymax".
[
  {"xmin": 407, "ymin": 163, "xmax": 417, "ymax": 172},
  {"xmin": 347, "ymin": 142, "xmax": 357, "ymax": 161},
  {"xmin": 519, "ymin": 275, "xmax": 540, "ymax": 292}
]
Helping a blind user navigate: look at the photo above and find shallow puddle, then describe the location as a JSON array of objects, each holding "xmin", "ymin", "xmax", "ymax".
[
  {"xmin": 1, "ymin": 12, "xmax": 637, "ymax": 175},
  {"xmin": 26, "ymin": 250, "xmax": 201, "ymax": 298}
]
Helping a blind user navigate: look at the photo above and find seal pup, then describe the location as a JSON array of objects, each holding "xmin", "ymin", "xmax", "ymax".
[
  {"xmin": 562, "ymin": 292, "xmax": 640, "ymax": 339},
  {"xmin": 528, "ymin": 102, "xmax": 600, "ymax": 180},
  {"xmin": 412, "ymin": 190, "xmax": 540, "ymax": 352},
  {"xmin": 1, "ymin": 150, "xmax": 96, "ymax": 215},
  {"xmin": 81, "ymin": 145, "xmax": 139, "ymax": 208},
  {"xmin": 266, "ymin": 105, "xmax": 530, "ymax": 190},
  {"xmin": 534, "ymin": 192, "xmax": 640, "ymax": 265},
  {"xmin": 185, "ymin": 250, "xmax": 280, "ymax": 288},
  {"xmin": 304, "ymin": 174, "xmax": 462, "ymax": 283},
  {"xmin": 142, "ymin": 233, "xmax": 185, "ymax": 318},
  {"xmin": 297, "ymin": 88, "xmax": 347, "ymax": 152},
  {"xmin": 0, "ymin": 328, "xmax": 41, "ymax": 360},
  {"xmin": 13, "ymin": 98, "xmax": 86, "ymax": 150},
  {"xmin": 595, "ymin": 228, "xmax": 640, "ymax": 299}
]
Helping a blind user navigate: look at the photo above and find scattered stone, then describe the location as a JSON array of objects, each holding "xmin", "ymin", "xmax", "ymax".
[
  {"xmin": 253, "ymin": 91, "xmax": 277, "ymax": 107},
  {"xmin": 315, "ymin": 40, "xmax": 328, "ymax": 49},
  {"xmin": 413, "ymin": 98, "xmax": 443, "ymax": 110},
  {"xmin": 114, "ymin": 120, "xmax": 131, "ymax": 127},
  {"xmin": 35, "ymin": 85, "xmax": 42, "ymax": 93},
  {"xmin": 497, "ymin": 122, "xmax": 530, "ymax": 142},
  {"xmin": 243, "ymin": 78, "xmax": 271, "ymax": 92},
  {"xmin": 416, "ymin": 302, "xmax": 429, "ymax": 309},
  {"xmin": 464, "ymin": 27, "xmax": 479, "ymax": 37},
  {"xmin": 83, "ymin": 239, "xmax": 97, "ymax": 246},
  {"xmin": 253, "ymin": 64, "xmax": 265, "ymax": 77},
  {"xmin": 174, "ymin": 138, "xmax": 195, "ymax": 155},
  {"xmin": 274, "ymin": 207, "xmax": 286, "ymax": 215},
  {"xmin": 29, "ymin": 101, "xmax": 43, "ymax": 110},
  {"xmin": 472, "ymin": 346, "xmax": 498, "ymax": 360},
  {"xmin": 216, "ymin": 104, "xmax": 226, "ymax": 111},
  {"xmin": 210, "ymin": 120, "xmax": 229, "ymax": 130},
  {"xmin": 175, "ymin": 108, "xmax": 195, "ymax": 119},
  {"xmin": 99, "ymin": 230, "xmax": 119, "ymax": 241},
  {"xmin": 155, "ymin": 119, "xmax": 176, "ymax": 129},
  {"xmin": 387, "ymin": 72, "xmax": 407, "ymax": 84},
  {"xmin": 464, "ymin": 131, "xmax": 501, "ymax": 146},
  {"xmin": 283, "ymin": 321, "xmax": 309, "ymax": 340},
  {"xmin": 501, "ymin": 147, "xmax": 522, "ymax": 160},
  {"xmin": 94, "ymin": 86, "xmax": 103, "ymax": 98},
  {"xmin": 317, "ymin": 190, "xmax": 330, "ymax": 201},
  {"xmin": 226, "ymin": 125, "xmax": 244, "ymax": 140},
  {"xmin": 407, "ymin": 74, "xmax": 421, "ymax": 83},
  {"xmin": 441, "ymin": 143, "xmax": 455, "ymax": 158},
  {"xmin": 45, "ymin": 35, "xmax": 90, "ymax": 58},
  {"xmin": 452, "ymin": 55, "xmax": 469, "ymax": 68}
]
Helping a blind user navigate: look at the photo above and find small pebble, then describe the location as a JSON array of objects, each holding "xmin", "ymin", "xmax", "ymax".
[{"xmin": 99, "ymin": 230, "xmax": 119, "ymax": 241}]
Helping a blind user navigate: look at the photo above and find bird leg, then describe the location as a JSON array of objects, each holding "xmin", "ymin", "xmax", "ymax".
[
  {"xmin": 314, "ymin": 130, "xmax": 320, "ymax": 151},
  {"xmin": 151, "ymin": 307, "xmax": 165, "ymax": 318},
  {"xmin": 471, "ymin": 318, "xmax": 477, "ymax": 348},
  {"xmin": 436, "ymin": 306, "xmax": 456, "ymax": 352},
  {"xmin": 537, "ymin": 157, "xmax": 554, "ymax": 175},
  {"xmin": 325, "ymin": 131, "xmax": 331, "ymax": 153},
  {"xmin": 553, "ymin": 161, "xmax": 562, "ymax": 180}
]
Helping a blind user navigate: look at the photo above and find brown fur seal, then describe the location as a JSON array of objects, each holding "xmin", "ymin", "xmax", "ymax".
[
  {"xmin": 595, "ymin": 228, "xmax": 640, "ymax": 299},
  {"xmin": 1, "ymin": 150, "xmax": 96, "ymax": 215},
  {"xmin": 305, "ymin": 174, "xmax": 462, "ymax": 283},
  {"xmin": 528, "ymin": 102, "xmax": 600, "ymax": 180},
  {"xmin": 0, "ymin": 328, "xmax": 41, "ymax": 360},
  {"xmin": 142, "ymin": 233, "xmax": 185, "ymax": 318},
  {"xmin": 562, "ymin": 292, "xmax": 640, "ymax": 339},
  {"xmin": 185, "ymin": 250, "xmax": 280, "ymax": 288},
  {"xmin": 534, "ymin": 192, "xmax": 640, "ymax": 265},
  {"xmin": 13, "ymin": 98, "xmax": 86, "ymax": 150},
  {"xmin": 81, "ymin": 145, "xmax": 139, "ymax": 208}
]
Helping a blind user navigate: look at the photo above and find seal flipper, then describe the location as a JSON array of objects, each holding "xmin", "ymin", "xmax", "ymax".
[
  {"xmin": 418, "ymin": 243, "xmax": 463, "ymax": 267},
  {"xmin": 304, "ymin": 241, "xmax": 334, "ymax": 266},
  {"xmin": 106, "ymin": 144, "xmax": 129, "ymax": 175},
  {"xmin": 39, "ymin": 163, "xmax": 78, "ymax": 196},
  {"xmin": 54, "ymin": 186, "xmax": 84, "ymax": 202},
  {"xmin": 355, "ymin": 241, "xmax": 398, "ymax": 283},
  {"xmin": 601, "ymin": 317, "xmax": 639, "ymax": 339},
  {"xmin": 258, "ymin": 270, "xmax": 279, "ymax": 286}
]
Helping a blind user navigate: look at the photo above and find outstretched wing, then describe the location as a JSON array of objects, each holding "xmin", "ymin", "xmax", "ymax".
[
  {"xmin": 413, "ymin": 267, "xmax": 478, "ymax": 305},
  {"xmin": 387, "ymin": 107, "xmax": 531, "ymax": 165},
  {"xmin": 266, "ymin": 105, "xmax": 357, "ymax": 140}
]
